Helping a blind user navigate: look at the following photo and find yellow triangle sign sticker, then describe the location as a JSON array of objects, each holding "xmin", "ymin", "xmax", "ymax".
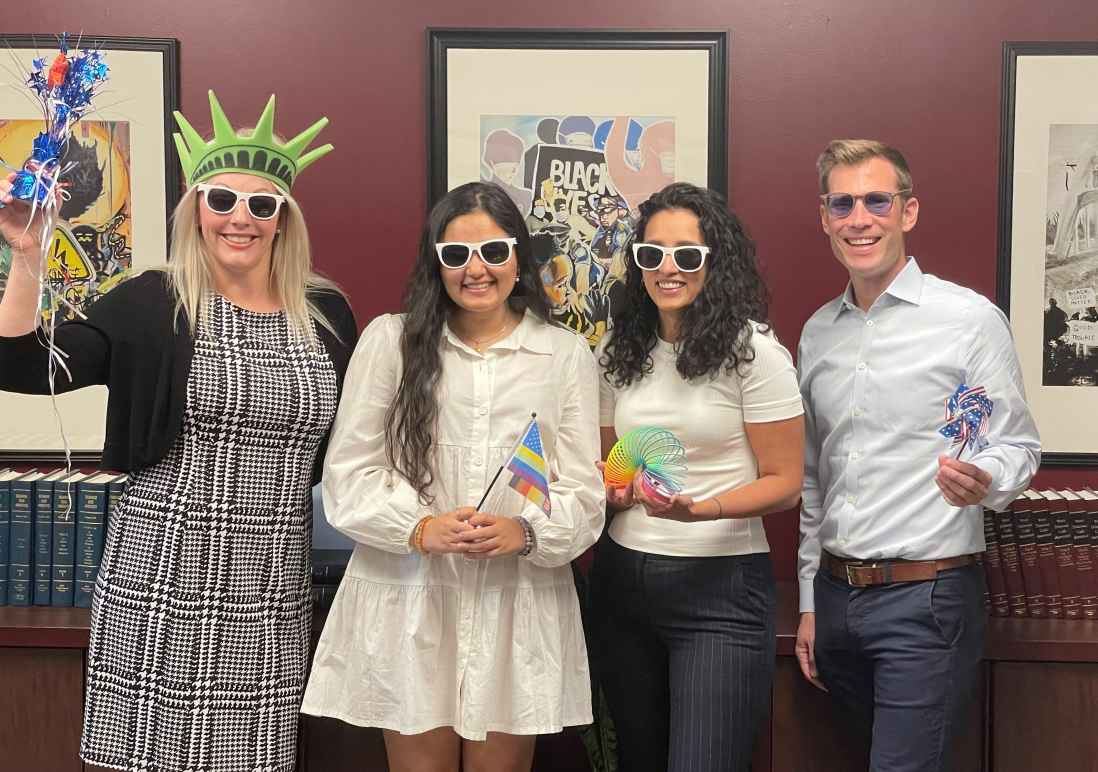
[{"xmin": 46, "ymin": 224, "xmax": 94, "ymax": 283}]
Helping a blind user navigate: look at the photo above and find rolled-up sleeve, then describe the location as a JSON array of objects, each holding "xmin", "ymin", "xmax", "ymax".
[
  {"xmin": 525, "ymin": 338, "xmax": 606, "ymax": 568},
  {"xmin": 321, "ymin": 314, "xmax": 430, "ymax": 553}
]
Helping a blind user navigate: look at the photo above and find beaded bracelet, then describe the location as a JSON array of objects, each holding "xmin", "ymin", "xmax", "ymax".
[
  {"xmin": 411, "ymin": 516, "xmax": 432, "ymax": 554},
  {"xmin": 514, "ymin": 516, "xmax": 536, "ymax": 557}
]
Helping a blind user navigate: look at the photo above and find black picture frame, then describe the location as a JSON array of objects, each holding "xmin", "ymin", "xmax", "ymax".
[
  {"xmin": 997, "ymin": 41, "xmax": 1098, "ymax": 466},
  {"xmin": 0, "ymin": 34, "xmax": 181, "ymax": 467},
  {"xmin": 427, "ymin": 28, "xmax": 729, "ymax": 206},
  {"xmin": 426, "ymin": 28, "xmax": 729, "ymax": 351}
]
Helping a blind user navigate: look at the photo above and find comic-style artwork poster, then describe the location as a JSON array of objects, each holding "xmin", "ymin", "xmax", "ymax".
[
  {"xmin": 0, "ymin": 119, "xmax": 133, "ymax": 322},
  {"xmin": 1041, "ymin": 124, "xmax": 1098, "ymax": 386},
  {"xmin": 481, "ymin": 115, "xmax": 675, "ymax": 346}
]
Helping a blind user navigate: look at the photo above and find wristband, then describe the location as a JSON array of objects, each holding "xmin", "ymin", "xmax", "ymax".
[
  {"xmin": 514, "ymin": 515, "xmax": 536, "ymax": 557},
  {"xmin": 411, "ymin": 516, "xmax": 432, "ymax": 554}
]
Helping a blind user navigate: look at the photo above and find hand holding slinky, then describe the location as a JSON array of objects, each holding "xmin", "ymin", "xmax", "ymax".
[
  {"xmin": 420, "ymin": 507, "xmax": 476, "ymax": 554},
  {"xmin": 596, "ymin": 459, "xmax": 634, "ymax": 510}
]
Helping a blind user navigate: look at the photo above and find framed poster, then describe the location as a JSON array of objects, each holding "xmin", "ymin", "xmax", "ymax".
[
  {"xmin": 428, "ymin": 29, "xmax": 729, "ymax": 346},
  {"xmin": 0, "ymin": 34, "xmax": 180, "ymax": 462},
  {"xmin": 998, "ymin": 41, "xmax": 1098, "ymax": 465}
]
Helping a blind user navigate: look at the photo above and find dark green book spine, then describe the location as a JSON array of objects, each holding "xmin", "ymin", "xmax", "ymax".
[
  {"xmin": 75, "ymin": 481, "xmax": 107, "ymax": 608},
  {"xmin": 0, "ymin": 480, "xmax": 9, "ymax": 605},
  {"xmin": 33, "ymin": 479, "xmax": 55, "ymax": 605},
  {"xmin": 51, "ymin": 479, "xmax": 78, "ymax": 607},
  {"xmin": 10, "ymin": 480, "xmax": 35, "ymax": 606}
]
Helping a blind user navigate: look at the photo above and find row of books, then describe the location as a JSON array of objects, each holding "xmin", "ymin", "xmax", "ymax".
[
  {"xmin": 0, "ymin": 468, "xmax": 126, "ymax": 608},
  {"xmin": 983, "ymin": 488, "xmax": 1098, "ymax": 619}
]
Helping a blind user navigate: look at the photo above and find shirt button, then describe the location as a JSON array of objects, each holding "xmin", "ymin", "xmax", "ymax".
[
  {"xmin": 473, "ymin": 457, "xmax": 483, "ymax": 467},
  {"xmin": 479, "ymin": 406, "xmax": 488, "ymax": 416},
  {"xmin": 846, "ymin": 494, "xmax": 857, "ymax": 504},
  {"xmin": 866, "ymin": 320, "xmax": 875, "ymax": 327},
  {"xmin": 853, "ymin": 408, "xmax": 863, "ymax": 417},
  {"xmin": 856, "ymin": 362, "xmax": 867, "ymax": 372},
  {"xmin": 850, "ymin": 451, "xmax": 860, "ymax": 460}
]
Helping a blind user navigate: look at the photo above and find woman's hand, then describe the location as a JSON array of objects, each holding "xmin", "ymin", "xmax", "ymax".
[
  {"xmin": 458, "ymin": 512, "xmax": 527, "ymax": 559},
  {"xmin": 420, "ymin": 507, "xmax": 476, "ymax": 554},
  {"xmin": 634, "ymin": 474, "xmax": 716, "ymax": 522},
  {"xmin": 0, "ymin": 174, "xmax": 51, "ymax": 258},
  {"xmin": 595, "ymin": 460, "xmax": 634, "ymax": 511}
]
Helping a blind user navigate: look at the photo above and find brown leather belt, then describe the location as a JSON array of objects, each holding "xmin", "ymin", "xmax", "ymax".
[{"xmin": 822, "ymin": 551, "xmax": 977, "ymax": 588}]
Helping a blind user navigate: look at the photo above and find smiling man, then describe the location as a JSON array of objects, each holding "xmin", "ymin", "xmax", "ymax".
[{"xmin": 794, "ymin": 139, "xmax": 1040, "ymax": 771}]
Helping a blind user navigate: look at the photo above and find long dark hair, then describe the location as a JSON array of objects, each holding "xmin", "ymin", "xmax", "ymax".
[
  {"xmin": 386, "ymin": 182, "xmax": 551, "ymax": 502},
  {"xmin": 601, "ymin": 182, "xmax": 770, "ymax": 387}
]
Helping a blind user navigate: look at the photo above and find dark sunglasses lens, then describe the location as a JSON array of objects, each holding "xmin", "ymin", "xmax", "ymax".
[
  {"xmin": 205, "ymin": 188, "xmax": 238, "ymax": 213},
  {"xmin": 439, "ymin": 244, "xmax": 470, "ymax": 268},
  {"xmin": 674, "ymin": 248, "xmax": 705, "ymax": 271},
  {"xmin": 864, "ymin": 192, "xmax": 894, "ymax": 215},
  {"xmin": 827, "ymin": 194, "xmax": 854, "ymax": 218},
  {"xmin": 479, "ymin": 240, "xmax": 511, "ymax": 264},
  {"xmin": 635, "ymin": 245, "xmax": 664, "ymax": 270},
  {"xmin": 247, "ymin": 195, "xmax": 279, "ymax": 219}
]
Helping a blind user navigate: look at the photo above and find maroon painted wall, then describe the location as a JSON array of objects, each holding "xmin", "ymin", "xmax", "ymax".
[{"xmin": 11, "ymin": 1, "xmax": 1098, "ymax": 577}]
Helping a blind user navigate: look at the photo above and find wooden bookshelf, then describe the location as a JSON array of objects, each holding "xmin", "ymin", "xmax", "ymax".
[{"xmin": 6, "ymin": 582, "xmax": 1098, "ymax": 770}]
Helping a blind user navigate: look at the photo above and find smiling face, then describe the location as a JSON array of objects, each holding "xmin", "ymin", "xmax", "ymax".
[
  {"xmin": 821, "ymin": 157, "xmax": 918, "ymax": 290},
  {"xmin": 639, "ymin": 207, "xmax": 708, "ymax": 339},
  {"xmin": 439, "ymin": 209, "xmax": 518, "ymax": 317},
  {"xmin": 197, "ymin": 172, "xmax": 282, "ymax": 285}
]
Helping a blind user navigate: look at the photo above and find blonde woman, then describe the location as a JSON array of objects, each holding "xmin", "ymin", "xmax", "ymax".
[{"xmin": 0, "ymin": 91, "xmax": 355, "ymax": 772}]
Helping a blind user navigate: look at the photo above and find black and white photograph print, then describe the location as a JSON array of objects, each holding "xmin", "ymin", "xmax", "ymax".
[{"xmin": 1042, "ymin": 124, "xmax": 1098, "ymax": 386}]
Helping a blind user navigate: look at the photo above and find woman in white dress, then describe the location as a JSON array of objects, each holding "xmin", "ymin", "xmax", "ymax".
[{"xmin": 301, "ymin": 181, "xmax": 605, "ymax": 771}]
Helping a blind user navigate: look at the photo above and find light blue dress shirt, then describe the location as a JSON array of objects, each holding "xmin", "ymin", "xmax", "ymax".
[{"xmin": 796, "ymin": 258, "xmax": 1040, "ymax": 612}]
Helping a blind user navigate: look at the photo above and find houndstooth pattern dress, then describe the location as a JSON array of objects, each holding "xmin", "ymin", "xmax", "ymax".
[{"xmin": 80, "ymin": 294, "xmax": 339, "ymax": 772}]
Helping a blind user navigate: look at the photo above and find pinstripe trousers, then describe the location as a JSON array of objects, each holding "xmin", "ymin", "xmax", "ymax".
[{"xmin": 590, "ymin": 535, "xmax": 776, "ymax": 772}]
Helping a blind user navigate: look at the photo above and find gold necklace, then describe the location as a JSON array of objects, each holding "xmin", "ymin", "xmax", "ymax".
[{"xmin": 455, "ymin": 315, "xmax": 516, "ymax": 353}]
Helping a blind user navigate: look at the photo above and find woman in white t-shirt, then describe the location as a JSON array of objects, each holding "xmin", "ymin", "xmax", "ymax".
[
  {"xmin": 302, "ymin": 182, "xmax": 605, "ymax": 771},
  {"xmin": 593, "ymin": 182, "xmax": 805, "ymax": 772}
]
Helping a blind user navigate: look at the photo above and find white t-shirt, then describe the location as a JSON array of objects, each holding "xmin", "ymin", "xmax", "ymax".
[{"xmin": 599, "ymin": 323, "xmax": 804, "ymax": 557}]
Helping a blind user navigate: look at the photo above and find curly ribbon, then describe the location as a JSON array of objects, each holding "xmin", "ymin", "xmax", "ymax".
[{"xmin": 2, "ymin": 34, "xmax": 109, "ymax": 471}]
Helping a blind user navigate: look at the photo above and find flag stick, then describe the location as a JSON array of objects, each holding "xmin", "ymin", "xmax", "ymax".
[{"xmin": 475, "ymin": 412, "xmax": 536, "ymax": 512}]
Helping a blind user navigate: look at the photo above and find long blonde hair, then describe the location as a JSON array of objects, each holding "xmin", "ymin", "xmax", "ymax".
[{"xmin": 166, "ymin": 184, "xmax": 344, "ymax": 347}]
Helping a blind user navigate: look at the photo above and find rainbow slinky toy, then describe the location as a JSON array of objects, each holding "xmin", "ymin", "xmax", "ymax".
[{"xmin": 604, "ymin": 427, "xmax": 687, "ymax": 506}]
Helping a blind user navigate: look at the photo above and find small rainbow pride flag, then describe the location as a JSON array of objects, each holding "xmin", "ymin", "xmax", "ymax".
[{"xmin": 506, "ymin": 417, "xmax": 551, "ymax": 516}]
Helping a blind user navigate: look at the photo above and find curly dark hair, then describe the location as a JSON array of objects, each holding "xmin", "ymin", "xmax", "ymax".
[
  {"xmin": 386, "ymin": 182, "xmax": 552, "ymax": 503},
  {"xmin": 600, "ymin": 182, "xmax": 770, "ymax": 387}
]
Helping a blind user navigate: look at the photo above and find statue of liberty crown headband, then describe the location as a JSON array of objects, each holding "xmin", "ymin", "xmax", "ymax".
[{"xmin": 172, "ymin": 90, "xmax": 333, "ymax": 191}]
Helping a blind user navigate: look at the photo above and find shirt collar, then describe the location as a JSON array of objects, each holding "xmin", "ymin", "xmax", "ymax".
[
  {"xmin": 442, "ymin": 308, "xmax": 553, "ymax": 356},
  {"xmin": 834, "ymin": 257, "xmax": 924, "ymax": 319}
]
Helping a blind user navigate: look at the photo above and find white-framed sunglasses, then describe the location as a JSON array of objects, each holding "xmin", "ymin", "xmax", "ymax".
[
  {"xmin": 197, "ymin": 183, "xmax": 285, "ymax": 221},
  {"xmin": 435, "ymin": 237, "xmax": 517, "ymax": 269},
  {"xmin": 632, "ymin": 243, "xmax": 711, "ymax": 273}
]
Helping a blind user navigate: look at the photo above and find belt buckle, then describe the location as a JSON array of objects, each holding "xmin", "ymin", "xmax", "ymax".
[{"xmin": 845, "ymin": 561, "xmax": 873, "ymax": 587}]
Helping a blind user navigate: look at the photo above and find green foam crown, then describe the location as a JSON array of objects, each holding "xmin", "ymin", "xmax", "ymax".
[{"xmin": 173, "ymin": 90, "xmax": 333, "ymax": 190}]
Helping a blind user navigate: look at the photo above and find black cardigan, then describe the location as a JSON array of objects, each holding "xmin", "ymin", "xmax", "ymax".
[{"xmin": 0, "ymin": 270, "xmax": 357, "ymax": 484}]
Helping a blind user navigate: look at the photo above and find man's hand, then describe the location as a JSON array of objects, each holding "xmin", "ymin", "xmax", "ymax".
[
  {"xmin": 795, "ymin": 612, "xmax": 827, "ymax": 691},
  {"xmin": 935, "ymin": 456, "xmax": 991, "ymax": 507}
]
